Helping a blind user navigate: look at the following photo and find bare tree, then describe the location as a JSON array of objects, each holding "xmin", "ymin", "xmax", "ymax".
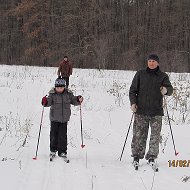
[{"xmin": 0, "ymin": 0, "xmax": 190, "ymax": 72}]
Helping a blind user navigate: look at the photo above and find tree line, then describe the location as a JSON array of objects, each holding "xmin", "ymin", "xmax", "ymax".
[{"xmin": 0, "ymin": 0, "xmax": 190, "ymax": 72}]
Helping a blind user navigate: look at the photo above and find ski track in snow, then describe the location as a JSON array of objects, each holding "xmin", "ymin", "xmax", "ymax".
[{"xmin": 0, "ymin": 65, "xmax": 190, "ymax": 190}]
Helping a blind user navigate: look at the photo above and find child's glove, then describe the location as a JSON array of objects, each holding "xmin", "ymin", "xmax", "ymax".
[
  {"xmin": 77, "ymin": 95, "xmax": 83, "ymax": 103},
  {"xmin": 41, "ymin": 96, "xmax": 48, "ymax": 106}
]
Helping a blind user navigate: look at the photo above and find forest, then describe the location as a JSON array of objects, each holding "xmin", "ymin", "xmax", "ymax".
[{"xmin": 0, "ymin": 0, "xmax": 190, "ymax": 72}]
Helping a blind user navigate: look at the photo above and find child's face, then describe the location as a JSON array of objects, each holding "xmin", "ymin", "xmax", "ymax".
[{"xmin": 55, "ymin": 87, "xmax": 65, "ymax": 93}]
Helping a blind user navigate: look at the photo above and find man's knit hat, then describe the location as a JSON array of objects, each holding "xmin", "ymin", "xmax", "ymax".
[{"xmin": 148, "ymin": 54, "xmax": 159, "ymax": 63}]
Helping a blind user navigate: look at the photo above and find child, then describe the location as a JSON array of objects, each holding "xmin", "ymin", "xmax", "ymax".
[{"xmin": 41, "ymin": 76, "xmax": 83, "ymax": 161}]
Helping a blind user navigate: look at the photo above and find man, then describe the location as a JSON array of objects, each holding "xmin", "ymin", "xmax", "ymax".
[
  {"xmin": 57, "ymin": 56, "xmax": 72, "ymax": 88},
  {"xmin": 129, "ymin": 54, "xmax": 173, "ymax": 169}
]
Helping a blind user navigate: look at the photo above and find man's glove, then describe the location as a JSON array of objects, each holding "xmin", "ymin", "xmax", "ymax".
[
  {"xmin": 41, "ymin": 96, "xmax": 48, "ymax": 106},
  {"xmin": 77, "ymin": 95, "xmax": 83, "ymax": 103},
  {"xmin": 131, "ymin": 104, "xmax": 137, "ymax": 112},
  {"xmin": 160, "ymin": 86, "xmax": 167, "ymax": 95}
]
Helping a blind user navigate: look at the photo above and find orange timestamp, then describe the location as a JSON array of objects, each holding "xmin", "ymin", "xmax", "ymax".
[{"xmin": 168, "ymin": 160, "xmax": 190, "ymax": 167}]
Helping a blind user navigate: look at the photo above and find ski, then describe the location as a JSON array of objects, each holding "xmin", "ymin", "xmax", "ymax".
[
  {"xmin": 133, "ymin": 161, "xmax": 139, "ymax": 170},
  {"xmin": 132, "ymin": 161, "xmax": 159, "ymax": 172},
  {"xmin": 50, "ymin": 156, "xmax": 70, "ymax": 163},
  {"xmin": 135, "ymin": 165, "xmax": 139, "ymax": 170},
  {"xmin": 62, "ymin": 157, "xmax": 70, "ymax": 163},
  {"xmin": 58, "ymin": 153, "xmax": 70, "ymax": 163},
  {"xmin": 50, "ymin": 152, "xmax": 56, "ymax": 162},
  {"xmin": 50, "ymin": 155, "xmax": 56, "ymax": 162},
  {"xmin": 148, "ymin": 161, "xmax": 159, "ymax": 172}
]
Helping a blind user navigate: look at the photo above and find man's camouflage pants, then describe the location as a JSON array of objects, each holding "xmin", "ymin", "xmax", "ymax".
[{"xmin": 131, "ymin": 114, "xmax": 162, "ymax": 160}]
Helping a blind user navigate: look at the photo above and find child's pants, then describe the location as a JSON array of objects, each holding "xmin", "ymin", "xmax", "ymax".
[
  {"xmin": 62, "ymin": 77, "xmax": 69, "ymax": 88},
  {"xmin": 50, "ymin": 121, "xmax": 67, "ymax": 155}
]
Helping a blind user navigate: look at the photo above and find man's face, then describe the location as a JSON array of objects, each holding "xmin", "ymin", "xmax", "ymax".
[
  {"xmin": 148, "ymin": 59, "xmax": 159, "ymax": 69},
  {"xmin": 55, "ymin": 87, "xmax": 65, "ymax": 93},
  {"xmin": 64, "ymin": 57, "xmax": 68, "ymax": 61}
]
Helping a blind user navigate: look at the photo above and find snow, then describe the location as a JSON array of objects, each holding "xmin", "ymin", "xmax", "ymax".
[{"xmin": 0, "ymin": 65, "xmax": 190, "ymax": 190}]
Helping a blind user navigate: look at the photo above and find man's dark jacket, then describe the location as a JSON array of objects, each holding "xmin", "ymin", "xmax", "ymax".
[{"xmin": 129, "ymin": 67, "xmax": 173, "ymax": 116}]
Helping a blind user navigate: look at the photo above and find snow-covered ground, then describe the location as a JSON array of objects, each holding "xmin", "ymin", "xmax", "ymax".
[{"xmin": 0, "ymin": 65, "xmax": 190, "ymax": 190}]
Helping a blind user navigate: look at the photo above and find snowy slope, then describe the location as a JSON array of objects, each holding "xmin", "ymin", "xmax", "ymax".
[{"xmin": 0, "ymin": 65, "xmax": 190, "ymax": 190}]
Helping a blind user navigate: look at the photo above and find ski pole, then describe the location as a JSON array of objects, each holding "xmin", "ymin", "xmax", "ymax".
[
  {"xmin": 33, "ymin": 106, "xmax": 45, "ymax": 160},
  {"xmin": 164, "ymin": 96, "xmax": 179, "ymax": 156},
  {"xmin": 120, "ymin": 113, "xmax": 134, "ymax": 161},
  {"xmin": 80, "ymin": 103, "xmax": 85, "ymax": 148}
]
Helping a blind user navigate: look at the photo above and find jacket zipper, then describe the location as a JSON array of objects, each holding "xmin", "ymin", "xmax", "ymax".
[{"xmin": 146, "ymin": 73, "xmax": 153, "ymax": 113}]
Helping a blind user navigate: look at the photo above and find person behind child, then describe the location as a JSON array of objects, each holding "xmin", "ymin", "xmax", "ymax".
[{"xmin": 57, "ymin": 56, "xmax": 72, "ymax": 88}]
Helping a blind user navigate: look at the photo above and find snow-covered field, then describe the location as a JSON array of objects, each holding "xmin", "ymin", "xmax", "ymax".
[{"xmin": 0, "ymin": 65, "xmax": 190, "ymax": 190}]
